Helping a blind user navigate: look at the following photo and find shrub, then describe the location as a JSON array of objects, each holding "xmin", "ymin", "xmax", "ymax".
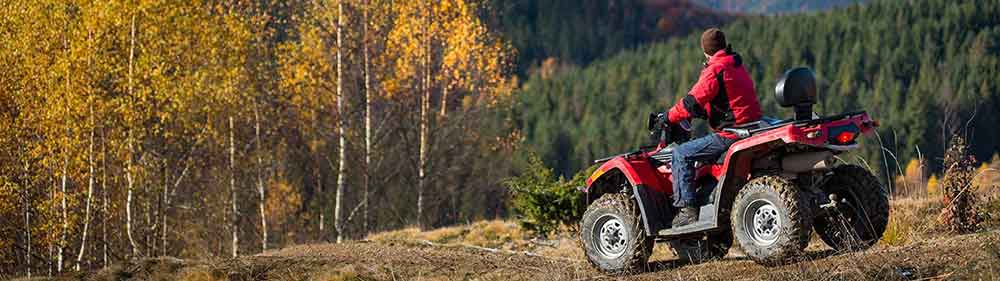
[
  {"xmin": 504, "ymin": 154, "xmax": 592, "ymax": 235},
  {"xmin": 880, "ymin": 215, "xmax": 910, "ymax": 246},
  {"xmin": 363, "ymin": 220, "xmax": 524, "ymax": 249},
  {"xmin": 879, "ymin": 198, "xmax": 942, "ymax": 246},
  {"xmin": 926, "ymin": 175, "xmax": 940, "ymax": 196},
  {"xmin": 464, "ymin": 221, "xmax": 525, "ymax": 248},
  {"xmin": 938, "ymin": 136, "xmax": 983, "ymax": 233},
  {"xmin": 894, "ymin": 159, "xmax": 928, "ymax": 197},
  {"xmin": 982, "ymin": 193, "xmax": 1000, "ymax": 228}
]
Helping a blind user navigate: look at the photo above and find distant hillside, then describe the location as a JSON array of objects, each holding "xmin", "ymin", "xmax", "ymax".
[
  {"xmin": 490, "ymin": 0, "xmax": 739, "ymax": 75},
  {"xmin": 694, "ymin": 0, "xmax": 867, "ymax": 14},
  {"xmin": 490, "ymin": 0, "xmax": 869, "ymax": 75},
  {"xmin": 514, "ymin": 0, "xmax": 1000, "ymax": 178}
]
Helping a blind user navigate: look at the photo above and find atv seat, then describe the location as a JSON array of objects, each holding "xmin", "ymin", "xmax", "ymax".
[
  {"xmin": 650, "ymin": 145, "xmax": 727, "ymax": 166},
  {"xmin": 722, "ymin": 116, "xmax": 789, "ymax": 139},
  {"xmin": 649, "ymin": 145, "xmax": 675, "ymax": 163},
  {"xmin": 761, "ymin": 116, "xmax": 784, "ymax": 125},
  {"xmin": 722, "ymin": 121, "xmax": 763, "ymax": 139}
]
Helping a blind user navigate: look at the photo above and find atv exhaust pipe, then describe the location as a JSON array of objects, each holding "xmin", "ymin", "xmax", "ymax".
[{"xmin": 781, "ymin": 151, "xmax": 833, "ymax": 173}]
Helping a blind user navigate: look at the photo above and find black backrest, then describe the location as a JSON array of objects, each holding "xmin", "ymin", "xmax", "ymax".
[{"xmin": 774, "ymin": 67, "xmax": 817, "ymax": 120}]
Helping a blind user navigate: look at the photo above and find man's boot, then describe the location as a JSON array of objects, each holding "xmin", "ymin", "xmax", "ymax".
[{"xmin": 671, "ymin": 206, "xmax": 700, "ymax": 227}]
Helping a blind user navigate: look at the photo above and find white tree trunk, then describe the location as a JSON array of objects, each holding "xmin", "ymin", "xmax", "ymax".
[
  {"xmin": 160, "ymin": 162, "xmax": 168, "ymax": 256},
  {"xmin": 58, "ymin": 32, "xmax": 71, "ymax": 274},
  {"xmin": 333, "ymin": 0, "xmax": 347, "ymax": 244},
  {"xmin": 316, "ymin": 165, "xmax": 324, "ymax": 234},
  {"xmin": 76, "ymin": 110, "xmax": 96, "ymax": 271},
  {"xmin": 440, "ymin": 85, "xmax": 448, "ymax": 117},
  {"xmin": 418, "ymin": 89, "xmax": 427, "ymax": 230},
  {"xmin": 125, "ymin": 14, "xmax": 139, "ymax": 258},
  {"xmin": 100, "ymin": 128, "xmax": 108, "ymax": 268},
  {"xmin": 59, "ymin": 134, "xmax": 68, "ymax": 273},
  {"xmin": 362, "ymin": 0, "xmax": 371, "ymax": 234},
  {"xmin": 49, "ymin": 175, "xmax": 54, "ymax": 276},
  {"xmin": 417, "ymin": 0, "xmax": 432, "ymax": 230},
  {"xmin": 23, "ymin": 166, "xmax": 32, "ymax": 277},
  {"xmin": 254, "ymin": 104, "xmax": 267, "ymax": 252},
  {"xmin": 229, "ymin": 116, "xmax": 239, "ymax": 258},
  {"xmin": 144, "ymin": 166, "xmax": 152, "ymax": 255},
  {"xmin": 125, "ymin": 137, "xmax": 138, "ymax": 257}
]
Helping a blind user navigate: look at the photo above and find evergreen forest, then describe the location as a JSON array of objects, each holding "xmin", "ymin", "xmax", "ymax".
[{"xmin": 515, "ymin": 0, "xmax": 1000, "ymax": 181}]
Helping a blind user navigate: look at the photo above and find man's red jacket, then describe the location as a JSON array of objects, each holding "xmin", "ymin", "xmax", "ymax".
[{"xmin": 668, "ymin": 49, "xmax": 762, "ymax": 139}]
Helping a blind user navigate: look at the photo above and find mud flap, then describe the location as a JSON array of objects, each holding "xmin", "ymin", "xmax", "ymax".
[{"xmin": 632, "ymin": 184, "xmax": 672, "ymax": 235}]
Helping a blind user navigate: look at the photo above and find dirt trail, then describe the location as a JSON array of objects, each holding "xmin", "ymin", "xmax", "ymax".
[
  {"xmin": 272, "ymin": 230, "xmax": 998, "ymax": 281},
  {"xmin": 38, "ymin": 230, "xmax": 1000, "ymax": 281},
  {"xmin": 260, "ymin": 240, "xmax": 594, "ymax": 280}
]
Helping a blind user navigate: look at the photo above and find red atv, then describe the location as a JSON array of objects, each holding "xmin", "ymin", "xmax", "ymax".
[{"xmin": 578, "ymin": 68, "xmax": 889, "ymax": 274}]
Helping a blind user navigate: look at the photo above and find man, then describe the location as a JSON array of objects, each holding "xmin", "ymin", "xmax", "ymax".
[{"xmin": 666, "ymin": 28, "xmax": 762, "ymax": 227}]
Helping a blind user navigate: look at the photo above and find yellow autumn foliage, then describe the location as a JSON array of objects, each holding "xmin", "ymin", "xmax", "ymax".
[
  {"xmin": 0, "ymin": 0, "xmax": 515, "ymax": 275},
  {"xmin": 926, "ymin": 175, "xmax": 940, "ymax": 196},
  {"xmin": 972, "ymin": 156, "xmax": 999, "ymax": 190},
  {"xmin": 894, "ymin": 159, "xmax": 927, "ymax": 197}
]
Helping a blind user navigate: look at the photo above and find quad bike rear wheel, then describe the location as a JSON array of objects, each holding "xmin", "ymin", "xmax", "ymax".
[
  {"xmin": 814, "ymin": 165, "xmax": 889, "ymax": 251},
  {"xmin": 668, "ymin": 228, "xmax": 732, "ymax": 263},
  {"xmin": 580, "ymin": 193, "xmax": 653, "ymax": 274},
  {"xmin": 732, "ymin": 176, "xmax": 813, "ymax": 265}
]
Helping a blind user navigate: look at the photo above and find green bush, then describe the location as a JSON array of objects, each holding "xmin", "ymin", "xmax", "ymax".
[{"xmin": 504, "ymin": 154, "xmax": 594, "ymax": 235}]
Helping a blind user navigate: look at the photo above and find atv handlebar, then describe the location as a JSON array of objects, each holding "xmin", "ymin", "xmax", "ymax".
[
  {"xmin": 648, "ymin": 112, "xmax": 668, "ymax": 145},
  {"xmin": 647, "ymin": 112, "xmax": 691, "ymax": 147}
]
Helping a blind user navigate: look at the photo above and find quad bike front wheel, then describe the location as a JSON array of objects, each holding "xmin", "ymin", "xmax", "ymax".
[
  {"xmin": 814, "ymin": 165, "xmax": 889, "ymax": 251},
  {"xmin": 580, "ymin": 193, "xmax": 653, "ymax": 274},
  {"xmin": 732, "ymin": 176, "xmax": 813, "ymax": 265},
  {"xmin": 668, "ymin": 228, "xmax": 732, "ymax": 263}
]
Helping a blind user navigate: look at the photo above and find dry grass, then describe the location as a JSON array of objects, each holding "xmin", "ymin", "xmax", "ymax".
[
  {"xmin": 980, "ymin": 191, "xmax": 1000, "ymax": 228},
  {"xmin": 463, "ymin": 221, "xmax": 527, "ymax": 248},
  {"xmin": 880, "ymin": 197, "xmax": 942, "ymax": 246},
  {"xmin": 309, "ymin": 267, "xmax": 369, "ymax": 281},
  {"xmin": 27, "ymin": 191, "xmax": 1000, "ymax": 281},
  {"xmin": 365, "ymin": 220, "xmax": 528, "ymax": 250},
  {"xmin": 175, "ymin": 267, "xmax": 223, "ymax": 281},
  {"xmin": 882, "ymin": 182, "xmax": 1000, "ymax": 245}
]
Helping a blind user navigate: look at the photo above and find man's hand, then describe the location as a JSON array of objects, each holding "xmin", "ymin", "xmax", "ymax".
[
  {"xmin": 648, "ymin": 112, "xmax": 669, "ymax": 131},
  {"xmin": 669, "ymin": 119, "xmax": 692, "ymax": 144},
  {"xmin": 656, "ymin": 112, "xmax": 669, "ymax": 127}
]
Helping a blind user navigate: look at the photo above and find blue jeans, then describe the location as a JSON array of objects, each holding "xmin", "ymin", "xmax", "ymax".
[{"xmin": 671, "ymin": 133, "xmax": 736, "ymax": 208}]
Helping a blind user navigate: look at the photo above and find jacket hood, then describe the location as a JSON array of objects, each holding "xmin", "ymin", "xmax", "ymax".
[{"xmin": 708, "ymin": 49, "xmax": 743, "ymax": 67}]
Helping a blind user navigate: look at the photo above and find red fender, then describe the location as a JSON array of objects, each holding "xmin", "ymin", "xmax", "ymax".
[{"xmin": 585, "ymin": 157, "xmax": 670, "ymax": 194}]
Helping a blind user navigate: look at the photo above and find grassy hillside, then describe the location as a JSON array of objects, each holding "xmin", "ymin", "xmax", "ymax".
[{"xmin": 514, "ymin": 0, "xmax": 1000, "ymax": 178}]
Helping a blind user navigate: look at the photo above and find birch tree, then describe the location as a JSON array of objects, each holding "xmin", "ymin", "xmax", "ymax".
[
  {"xmin": 333, "ymin": 0, "xmax": 348, "ymax": 244},
  {"xmin": 384, "ymin": 0, "xmax": 434, "ymax": 229},
  {"xmin": 385, "ymin": 0, "xmax": 509, "ymax": 229},
  {"xmin": 279, "ymin": 0, "xmax": 346, "ymax": 240},
  {"xmin": 229, "ymin": 116, "xmax": 239, "ymax": 257},
  {"xmin": 124, "ymin": 12, "xmax": 140, "ymax": 258}
]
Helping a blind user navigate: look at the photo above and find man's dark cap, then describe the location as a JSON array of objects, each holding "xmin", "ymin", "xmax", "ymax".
[{"xmin": 701, "ymin": 28, "xmax": 726, "ymax": 56}]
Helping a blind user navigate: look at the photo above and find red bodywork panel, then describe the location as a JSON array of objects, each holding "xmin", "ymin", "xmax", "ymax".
[
  {"xmin": 588, "ymin": 157, "xmax": 671, "ymax": 194},
  {"xmin": 584, "ymin": 112, "xmax": 876, "ymax": 195}
]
